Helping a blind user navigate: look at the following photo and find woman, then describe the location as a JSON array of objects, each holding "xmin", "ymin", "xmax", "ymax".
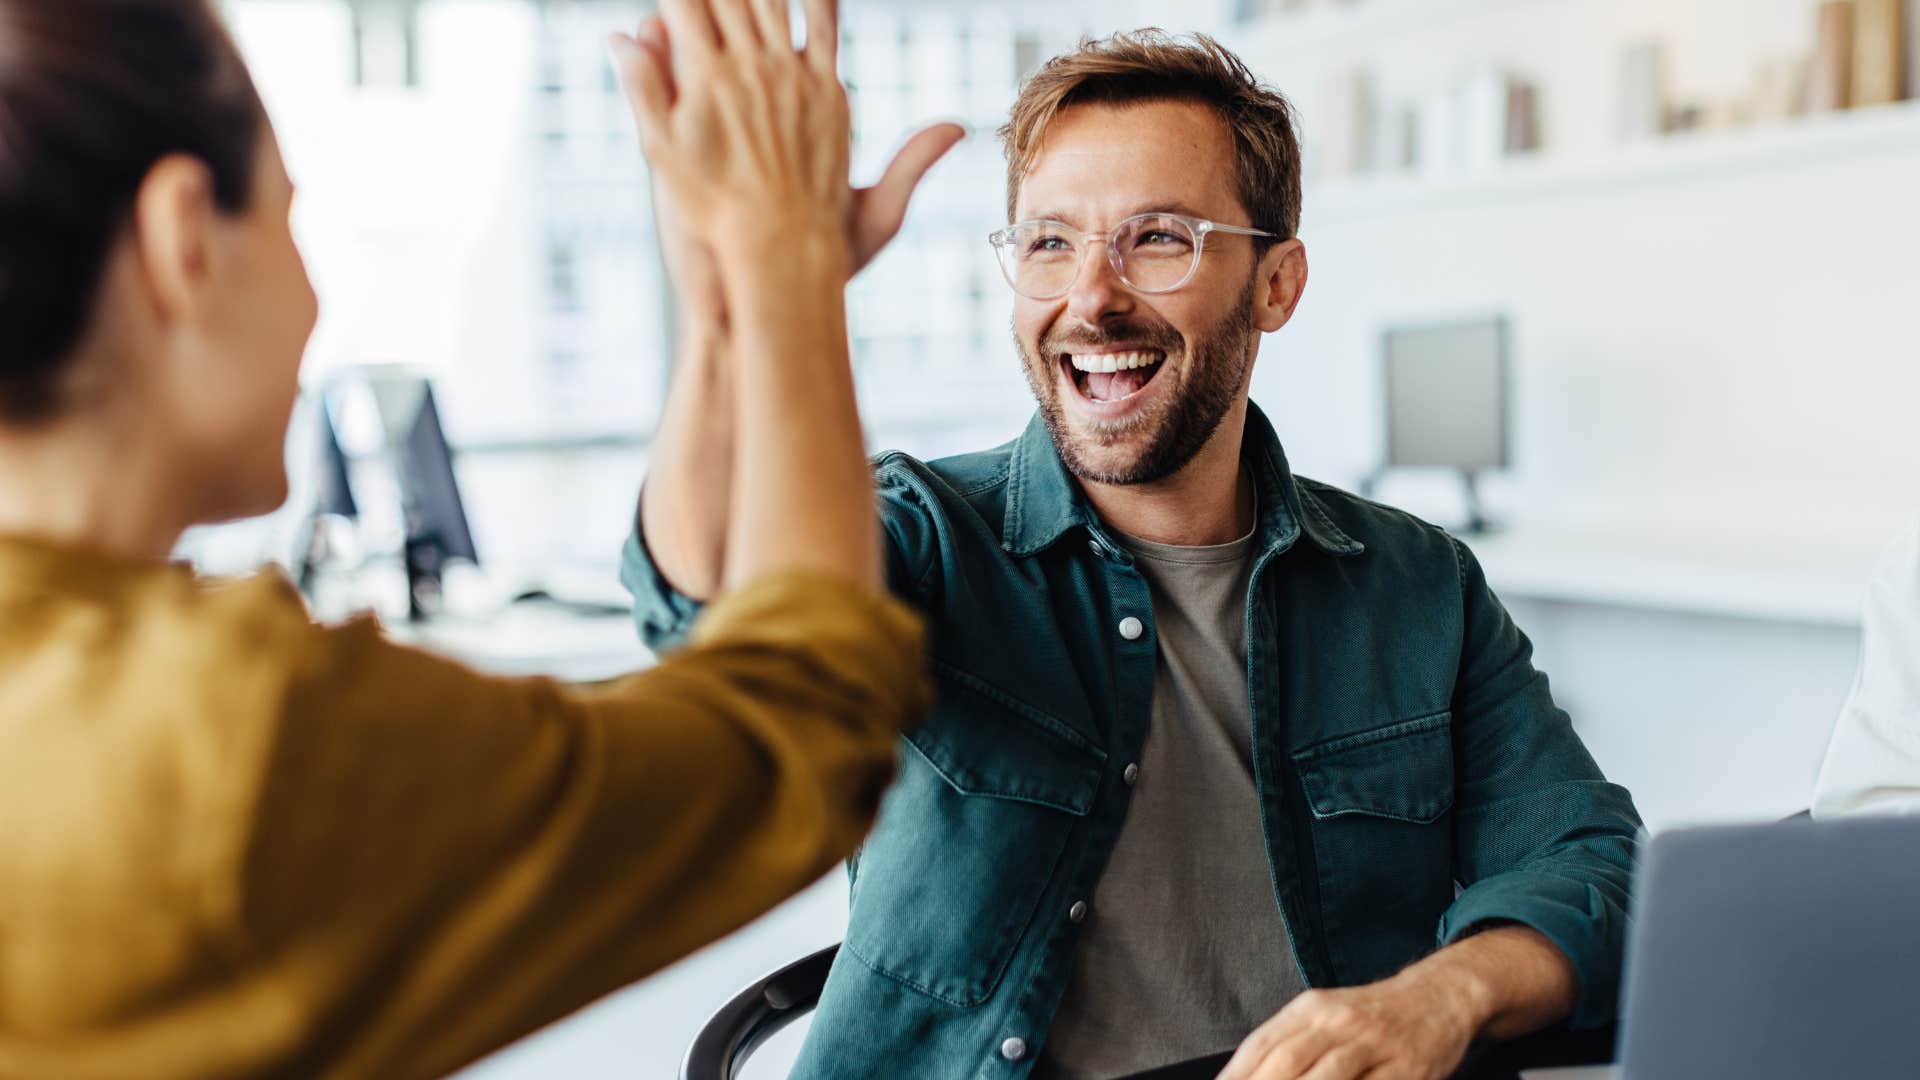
[
  {"xmin": 1813, "ymin": 513, "xmax": 1920, "ymax": 817},
  {"xmin": 0, "ymin": 0, "xmax": 927, "ymax": 1076}
]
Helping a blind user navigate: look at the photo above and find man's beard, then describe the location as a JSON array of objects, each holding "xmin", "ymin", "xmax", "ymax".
[{"xmin": 1018, "ymin": 278, "xmax": 1255, "ymax": 486}]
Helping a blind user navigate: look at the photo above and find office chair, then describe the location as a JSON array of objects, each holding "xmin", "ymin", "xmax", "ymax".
[
  {"xmin": 681, "ymin": 943, "xmax": 837, "ymax": 1080},
  {"xmin": 679, "ymin": 943, "xmax": 1616, "ymax": 1080}
]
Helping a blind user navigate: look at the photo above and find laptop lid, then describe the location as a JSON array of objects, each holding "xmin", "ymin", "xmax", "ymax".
[{"xmin": 1618, "ymin": 816, "xmax": 1920, "ymax": 1079}]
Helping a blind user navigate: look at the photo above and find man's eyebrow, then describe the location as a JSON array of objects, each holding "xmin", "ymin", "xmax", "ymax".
[{"xmin": 1016, "ymin": 201, "xmax": 1216, "ymax": 228}]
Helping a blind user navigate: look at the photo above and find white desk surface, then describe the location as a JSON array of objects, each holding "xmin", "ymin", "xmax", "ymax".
[
  {"xmin": 386, "ymin": 603, "xmax": 651, "ymax": 682},
  {"xmin": 1465, "ymin": 525, "xmax": 1881, "ymax": 627}
]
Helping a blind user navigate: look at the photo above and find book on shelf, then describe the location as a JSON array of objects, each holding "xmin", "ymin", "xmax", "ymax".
[
  {"xmin": 1319, "ymin": 68, "xmax": 1377, "ymax": 175},
  {"xmin": 1853, "ymin": 0, "xmax": 1906, "ymax": 106},
  {"xmin": 1809, "ymin": 0, "xmax": 1856, "ymax": 112},
  {"xmin": 1617, "ymin": 40, "xmax": 1667, "ymax": 139},
  {"xmin": 1505, "ymin": 79, "xmax": 1541, "ymax": 154},
  {"xmin": 1908, "ymin": 0, "xmax": 1920, "ymax": 99}
]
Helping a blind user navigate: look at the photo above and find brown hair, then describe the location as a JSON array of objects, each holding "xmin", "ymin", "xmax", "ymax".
[
  {"xmin": 0, "ymin": 0, "xmax": 264, "ymax": 421},
  {"xmin": 998, "ymin": 29, "xmax": 1301, "ymax": 245}
]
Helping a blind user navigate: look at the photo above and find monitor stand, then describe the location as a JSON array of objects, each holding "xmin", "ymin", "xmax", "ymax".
[
  {"xmin": 1460, "ymin": 469, "xmax": 1495, "ymax": 535},
  {"xmin": 404, "ymin": 530, "xmax": 451, "ymax": 622}
]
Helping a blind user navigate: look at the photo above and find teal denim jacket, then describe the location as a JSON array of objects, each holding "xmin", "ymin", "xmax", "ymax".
[{"xmin": 622, "ymin": 403, "xmax": 1643, "ymax": 1080}]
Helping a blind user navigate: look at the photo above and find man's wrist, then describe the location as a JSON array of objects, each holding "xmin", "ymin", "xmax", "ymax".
[
  {"xmin": 1394, "ymin": 946, "xmax": 1500, "ymax": 1039},
  {"xmin": 1407, "ymin": 924, "xmax": 1580, "ymax": 1041}
]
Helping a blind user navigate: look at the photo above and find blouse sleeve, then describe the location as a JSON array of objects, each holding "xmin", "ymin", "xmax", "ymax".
[{"xmin": 235, "ymin": 571, "xmax": 928, "ymax": 1079}]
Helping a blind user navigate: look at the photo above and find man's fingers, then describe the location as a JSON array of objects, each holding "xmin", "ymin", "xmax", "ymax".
[
  {"xmin": 608, "ymin": 32, "xmax": 671, "ymax": 147},
  {"xmin": 801, "ymin": 0, "xmax": 839, "ymax": 73},
  {"xmin": 1241, "ymin": 1028, "xmax": 1341, "ymax": 1080},
  {"xmin": 1294, "ymin": 1044, "xmax": 1377, "ymax": 1080},
  {"xmin": 849, "ymin": 122, "xmax": 965, "ymax": 266},
  {"xmin": 1217, "ymin": 1007, "xmax": 1302, "ymax": 1080},
  {"xmin": 871, "ymin": 123, "xmax": 966, "ymax": 217}
]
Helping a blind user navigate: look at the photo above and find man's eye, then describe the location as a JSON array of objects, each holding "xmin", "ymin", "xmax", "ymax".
[
  {"xmin": 1137, "ymin": 231, "xmax": 1188, "ymax": 247},
  {"xmin": 1027, "ymin": 236, "xmax": 1071, "ymax": 254}
]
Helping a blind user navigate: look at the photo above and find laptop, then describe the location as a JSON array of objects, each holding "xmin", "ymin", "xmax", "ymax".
[{"xmin": 1525, "ymin": 814, "xmax": 1920, "ymax": 1080}]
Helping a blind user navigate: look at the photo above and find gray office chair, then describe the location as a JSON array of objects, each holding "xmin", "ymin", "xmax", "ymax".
[{"xmin": 679, "ymin": 943, "xmax": 1616, "ymax": 1080}]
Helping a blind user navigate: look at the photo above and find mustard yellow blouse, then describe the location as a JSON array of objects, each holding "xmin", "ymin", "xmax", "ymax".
[{"xmin": 0, "ymin": 534, "xmax": 928, "ymax": 1079}]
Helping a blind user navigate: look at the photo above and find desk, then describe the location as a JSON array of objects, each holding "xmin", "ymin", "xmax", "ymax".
[
  {"xmin": 1120, "ymin": 1024, "xmax": 1618, "ymax": 1080},
  {"xmin": 1466, "ymin": 526, "xmax": 1880, "ymax": 627},
  {"xmin": 386, "ymin": 603, "xmax": 651, "ymax": 682}
]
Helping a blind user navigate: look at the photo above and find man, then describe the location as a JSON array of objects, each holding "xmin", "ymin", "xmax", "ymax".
[
  {"xmin": 626, "ymin": 29, "xmax": 1643, "ymax": 1080},
  {"xmin": 1813, "ymin": 512, "xmax": 1920, "ymax": 816}
]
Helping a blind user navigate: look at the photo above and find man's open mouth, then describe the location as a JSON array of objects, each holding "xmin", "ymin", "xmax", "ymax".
[{"xmin": 1060, "ymin": 349, "xmax": 1167, "ymax": 404}]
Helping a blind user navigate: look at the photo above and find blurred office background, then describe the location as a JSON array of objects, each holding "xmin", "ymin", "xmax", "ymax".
[{"xmin": 188, "ymin": 0, "xmax": 1920, "ymax": 1074}]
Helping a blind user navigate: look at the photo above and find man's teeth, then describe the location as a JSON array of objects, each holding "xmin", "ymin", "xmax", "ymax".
[{"xmin": 1069, "ymin": 351, "xmax": 1163, "ymax": 373}]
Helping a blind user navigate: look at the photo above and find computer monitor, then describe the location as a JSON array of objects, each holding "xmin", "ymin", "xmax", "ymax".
[
  {"xmin": 294, "ymin": 391, "xmax": 360, "ymax": 594},
  {"xmin": 1382, "ymin": 317, "xmax": 1510, "ymax": 532},
  {"xmin": 364, "ymin": 374, "xmax": 477, "ymax": 619},
  {"xmin": 315, "ymin": 392, "xmax": 359, "ymax": 521}
]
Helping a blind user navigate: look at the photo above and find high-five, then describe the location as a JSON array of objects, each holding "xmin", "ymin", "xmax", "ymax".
[{"xmin": 615, "ymin": 0, "xmax": 964, "ymax": 605}]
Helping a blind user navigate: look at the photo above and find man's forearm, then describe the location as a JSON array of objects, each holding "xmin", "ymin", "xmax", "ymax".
[
  {"xmin": 639, "ymin": 323, "xmax": 735, "ymax": 602},
  {"xmin": 1399, "ymin": 925, "xmax": 1579, "ymax": 1041}
]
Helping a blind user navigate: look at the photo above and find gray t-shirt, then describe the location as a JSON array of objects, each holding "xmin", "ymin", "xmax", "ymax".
[{"xmin": 1037, "ymin": 525, "xmax": 1308, "ymax": 1078}]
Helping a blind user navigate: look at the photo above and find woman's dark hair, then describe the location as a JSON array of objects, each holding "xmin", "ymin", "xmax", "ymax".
[{"xmin": 0, "ymin": 0, "xmax": 265, "ymax": 421}]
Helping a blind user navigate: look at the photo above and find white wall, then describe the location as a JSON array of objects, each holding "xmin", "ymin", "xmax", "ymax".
[
  {"xmin": 1223, "ymin": 0, "xmax": 1920, "ymax": 829},
  {"xmin": 1229, "ymin": 0, "xmax": 1920, "ymax": 541}
]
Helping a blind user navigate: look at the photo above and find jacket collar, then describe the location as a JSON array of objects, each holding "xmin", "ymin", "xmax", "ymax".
[{"xmin": 1000, "ymin": 401, "xmax": 1364, "ymax": 560}]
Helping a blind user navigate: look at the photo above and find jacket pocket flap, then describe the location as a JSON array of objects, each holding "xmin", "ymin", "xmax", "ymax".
[
  {"xmin": 912, "ymin": 662, "xmax": 1107, "ymax": 815},
  {"xmin": 1293, "ymin": 711, "xmax": 1454, "ymax": 824}
]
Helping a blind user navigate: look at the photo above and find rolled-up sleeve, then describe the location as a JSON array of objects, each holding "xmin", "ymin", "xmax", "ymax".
[
  {"xmin": 1436, "ymin": 538, "xmax": 1644, "ymax": 1031},
  {"xmin": 620, "ymin": 526, "xmax": 708, "ymax": 654},
  {"xmin": 241, "ymin": 572, "xmax": 930, "ymax": 1080},
  {"xmin": 624, "ymin": 461, "xmax": 943, "ymax": 654}
]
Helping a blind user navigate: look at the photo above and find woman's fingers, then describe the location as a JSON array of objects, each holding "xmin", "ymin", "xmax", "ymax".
[
  {"xmin": 706, "ymin": 0, "xmax": 763, "ymax": 52},
  {"xmin": 632, "ymin": 16, "xmax": 678, "ymax": 101},
  {"xmin": 801, "ymin": 0, "xmax": 839, "ymax": 75},
  {"xmin": 660, "ymin": 0, "xmax": 720, "ymax": 69},
  {"xmin": 608, "ymin": 32, "xmax": 672, "ymax": 151},
  {"xmin": 750, "ymin": 0, "xmax": 793, "ymax": 51}
]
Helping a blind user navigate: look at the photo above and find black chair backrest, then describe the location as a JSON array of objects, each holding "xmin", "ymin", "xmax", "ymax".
[{"xmin": 681, "ymin": 943, "xmax": 839, "ymax": 1080}]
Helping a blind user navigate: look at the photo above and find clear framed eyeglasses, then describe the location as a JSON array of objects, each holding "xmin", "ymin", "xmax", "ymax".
[{"xmin": 986, "ymin": 212, "xmax": 1280, "ymax": 301}]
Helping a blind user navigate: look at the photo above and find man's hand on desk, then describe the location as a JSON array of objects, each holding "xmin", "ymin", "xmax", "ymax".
[{"xmin": 1215, "ymin": 926, "xmax": 1579, "ymax": 1080}]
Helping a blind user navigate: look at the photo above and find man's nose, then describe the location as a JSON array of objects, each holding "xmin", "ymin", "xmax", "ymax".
[{"xmin": 1064, "ymin": 238, "xmax": 1135, "ymax": 326}]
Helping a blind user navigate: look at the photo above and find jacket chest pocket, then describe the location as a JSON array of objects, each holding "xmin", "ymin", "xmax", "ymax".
[
  {"xmin": 844, "ymin": 663, "xmax": 1104, "ymax": 1008},
  {"xmin": 1292, "ymin": 711, "xmax": 1457, "ymax": 979}
]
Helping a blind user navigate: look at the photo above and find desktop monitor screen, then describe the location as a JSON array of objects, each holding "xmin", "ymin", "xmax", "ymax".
[
  {"xmin": 315, "ymin": 392, "xmax": 359, "ymax": 521},
  {"xmin": 1382, "ymin": 318, "xmax": 1510, "ymax": 474},
  {"xmin": 397, "ymin": 385, "xmax": 477, "ymax": 567},
  {"xmin": 363, "ymin": 373, "xmax": 478, "ymax": 568}
]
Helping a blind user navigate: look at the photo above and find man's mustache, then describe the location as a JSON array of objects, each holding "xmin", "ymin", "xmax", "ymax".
[{"xmin": 1041, "ymin": 323, "xmax": 1183, "ymax": 355}]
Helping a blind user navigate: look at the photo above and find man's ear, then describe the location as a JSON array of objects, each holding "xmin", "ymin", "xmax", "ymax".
[
  {"xmin": 1251, "ymin": 238, "xmax": 1307, "ymax": 334},
  {"xmin": 130, "ymin": 154, "xmax": 220, "ymax": 329}
]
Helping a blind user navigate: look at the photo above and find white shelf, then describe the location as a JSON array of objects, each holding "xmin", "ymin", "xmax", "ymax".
[
  {"xmin": 1466, "ymin": 525, "xmax": 1878, "ymax": 627},
  {"xmin": 1305, "ymin": 98, "xmax": 1920, "ymax": 223},
  {"xmin": 1237, "ymin": 0, "xmax": 1559, "ymax": 56}
]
